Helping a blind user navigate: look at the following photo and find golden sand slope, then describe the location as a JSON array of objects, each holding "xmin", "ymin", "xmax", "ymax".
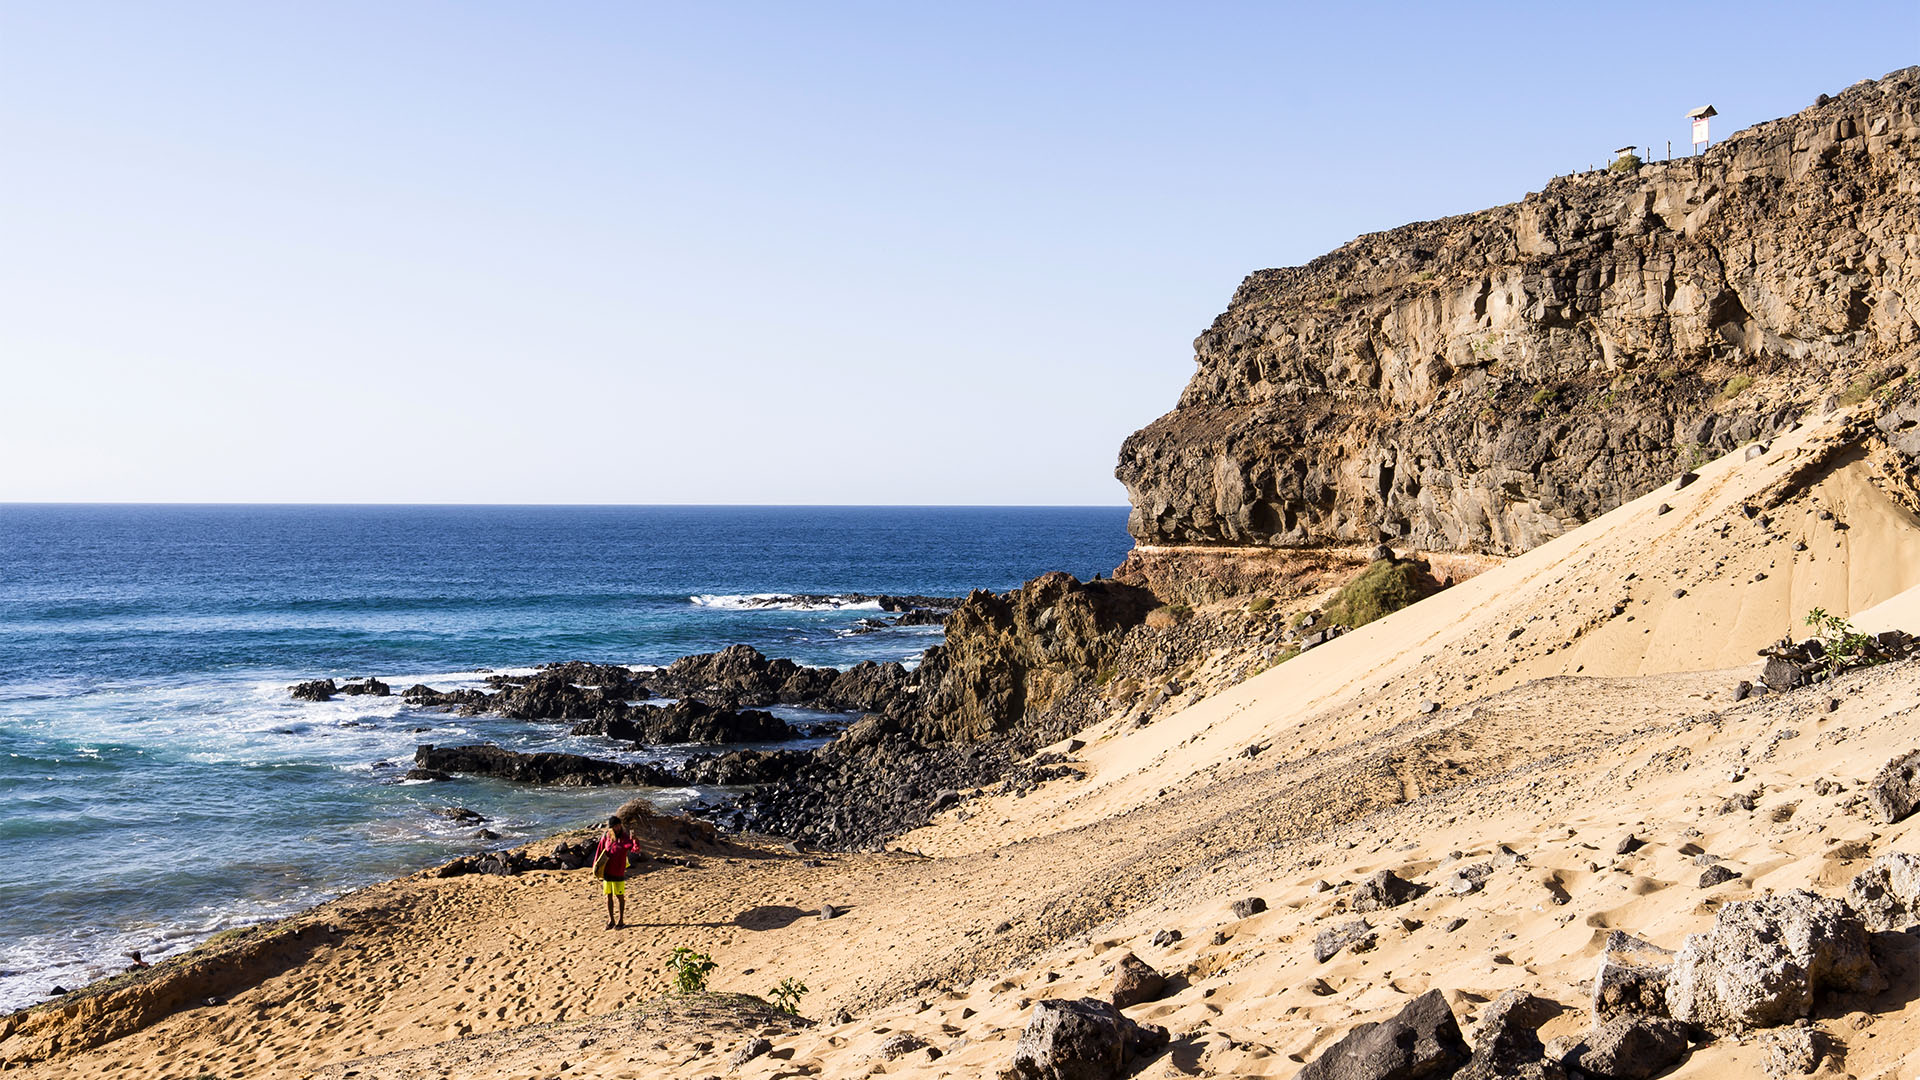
[{"xmin": 7, "ymin": 406, "xmax": 1920, "ymax": 1080}]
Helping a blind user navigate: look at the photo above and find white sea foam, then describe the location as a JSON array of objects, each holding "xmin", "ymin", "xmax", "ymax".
[{"xmin": 689, "ymin": 593, "xmax": 885, "ymax": 612}]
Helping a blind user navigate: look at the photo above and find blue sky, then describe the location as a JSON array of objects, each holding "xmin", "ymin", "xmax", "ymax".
[{"xmin": 2, "ymin": 3, "xmax": 1913, "ymax": 504}]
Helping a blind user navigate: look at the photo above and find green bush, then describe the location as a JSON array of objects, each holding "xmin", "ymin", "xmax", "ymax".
[
  {"xmin": 666, "ymin": 947, "xmax": 718, "ymax": 994},
  {"xmin": 1804, "ymin": 608, "xmax": 1876, "ymax": 678},
  {"xmin": 768, "ymin": 977, "xmax": 809, "ymax": 1015},
  {"xmin": 1322, "ymin": 560, "xmax": 1434, "ymax": 629},
  {"xmin": 1718, "ymin": 374, "xmax": 1754, "ymax": 400},
  {"xmin": 1146, "ymin": 602, "xmax": 1194, "ymax": 628},
  {"xmin": 1837, "ymin": 373, "xmax": 1886, "ymax": 406},
  {"xmin": 1609, "ymin": 153, "xmax": 1643, "ymax": 173},
  {"xmin": 1247, "ymin": 596, "xmax": 1274, "ymax": 614}
]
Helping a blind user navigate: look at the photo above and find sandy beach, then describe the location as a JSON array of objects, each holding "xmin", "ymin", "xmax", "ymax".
[{"xmin": 6, "ymin": 402, "xmax": 1920, "ymax": 1079}]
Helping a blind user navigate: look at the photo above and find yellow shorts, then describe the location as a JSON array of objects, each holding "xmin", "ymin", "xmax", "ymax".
[{"xmin": 602, "ymin": 878, "xmax": 625, "ymax": 896}]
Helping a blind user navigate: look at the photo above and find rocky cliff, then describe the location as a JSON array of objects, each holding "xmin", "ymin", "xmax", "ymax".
[
  {"xmin": 914, "ymin": 571, "xmax": 1159, "ymax": 742},
  {"xmin": 1119, "ymin": 67, "xmax": 1920, "ymax": 562}
]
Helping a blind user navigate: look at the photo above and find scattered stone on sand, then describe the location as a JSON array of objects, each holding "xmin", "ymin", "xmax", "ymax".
[
  {"xmin": 1761, "ymin": 1026, "xmax": 1823, "ymax": 1078},
  {"xmin": 1351, "ymin": 868, "xmax": 1426, "ymax": 912},
  {"xmin": 1846, "ymin": 852, "xmax": 1920, "ymax": 931},
  {"xmin": 1867, "ymin": 748, "xmax": 1920, "ymax": 824},
  {"xmin": 1457, "ymin": 989, "xmax": 1563, "ymax": 1080},
  {"xmin": 1567, "ymin": 1016, "xmax": 1691, "ymax": 1080},
  {"xmin": 728, "ymin": 1037, "xmax": 772, "ymax": 1068},
  {"xmin": 1314, "ymin": 919, "xmax": 1377, "ymax": 963},
  {"xmin": 1295, "ymin": 989, "xmax": 1469, "ymax": 1080},
  {"xmin": 1109, "ymin": 953, "xmax": 1165, "ymax": 1009},
  {"xmin": 1592, "ymin": 931, "xmax": 1674, "ymax": 1024},
  {"xmin": 873, "ymin": 1032, "xmax": 929, "ymax": 1060},
  {"xmin": 1447, "ymin": 862, "xmax": 1493, "ymax": 895},
  {"xmin": 1229, "ymin": 896, "xmax": 1266, "ymax": 919},
  {"xmin": 1698, "ymin": 864, "xmax": 1742, "ymax": 887}
]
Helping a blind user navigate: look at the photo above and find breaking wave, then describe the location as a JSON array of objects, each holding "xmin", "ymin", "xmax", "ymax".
[{"xmin": 689, "ymin": 594, "xmax": 886, "ymax": 612}]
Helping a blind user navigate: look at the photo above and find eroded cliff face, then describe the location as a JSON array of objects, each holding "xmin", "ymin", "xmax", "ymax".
[{"xmin": 1119, "ymin": 67, "xmax": 1920, "ymax": 558}]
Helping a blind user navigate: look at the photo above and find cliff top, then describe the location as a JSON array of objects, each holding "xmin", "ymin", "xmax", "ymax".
[{"xmin": 1224, "ymin": 65, "xmax": 1920, "ymax": 320}]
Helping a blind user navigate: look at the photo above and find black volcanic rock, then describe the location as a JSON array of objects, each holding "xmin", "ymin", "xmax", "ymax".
[
  {"xmin": 414, "ymin": 743, "xmax": 677, "ymax": 787},
  {"xmin": 679, "ymin": 748, "xmax": 811, "ymax": 786},
  {"xmin": 571, "ymin": 699, "xmax": 795, "ymax": 745},
  {"xmin": 290, "ymin": 679, "xmax": 337, "ymax": 702},
  {"xmin": 488, "ymin": 674, "xmax": 630, "ymax": 723},
  {"xmin": 646, "ymin": 645, "xmax": 917, "ymax": 713}
]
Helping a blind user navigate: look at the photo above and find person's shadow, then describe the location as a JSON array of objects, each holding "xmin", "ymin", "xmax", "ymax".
[{"xmin": 733, "ymin": 905, "xmax": 851, "ymax": 930}]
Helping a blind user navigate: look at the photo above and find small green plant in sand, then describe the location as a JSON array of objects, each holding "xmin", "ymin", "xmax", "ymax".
[
  {"xmin": 1804, "ymin": 608, "xmax": 1876, "ymax": 679},
  {"xmin": 666, "ymin": 947, "xmax": 718, "ymax": 994},
  {"xmin": 768, "ymin": 977, "xmax": 809, "ymax": 1015},
  {"xmin": 1247, "ymin": 595, "xmax": 1275, "ymax": 614},
  {"xmin": 1322, "ymin": 559, "xmax": 1434, "ymax": 629}
]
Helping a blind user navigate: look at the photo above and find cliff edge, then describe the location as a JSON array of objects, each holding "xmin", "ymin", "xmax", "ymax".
[{"xmin": 1119, "ymin": 67, "xmax": 1920, "ymax": 575}]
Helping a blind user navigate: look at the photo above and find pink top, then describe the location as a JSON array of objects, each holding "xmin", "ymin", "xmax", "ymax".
[{"xmin": 596, "ymin": 833, "xmax": 640, "ymax": 880}]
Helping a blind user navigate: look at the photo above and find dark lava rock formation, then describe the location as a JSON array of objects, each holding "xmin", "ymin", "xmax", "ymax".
[
  {"xmin": 413, "ymin": 744, "xmax": 680, "ymax": 787},
  {"xmin": 570, "ymin": 699, "xmax": 795, "ymax": 745},
  {"xmin": 1119, "ymin": 68, "xmax": 1920, "ymax": 565},
  {"xmin": 647, "ymin": 645, "xmax": 918, "ymax": 715},
  {"xmin": 912, "ymin": 571, "xmax": 1159, "ymax": 742}
]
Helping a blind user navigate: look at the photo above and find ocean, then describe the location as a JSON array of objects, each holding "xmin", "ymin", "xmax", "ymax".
[{"xmin": 0, "ymin": 504, "xmax": 1131, "ymax": 1013}]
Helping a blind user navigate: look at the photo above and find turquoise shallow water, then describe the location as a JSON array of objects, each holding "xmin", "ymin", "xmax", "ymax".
[{"xmin": 0, "ymin": 504, "xmax": 1131, "ymax": 1011}]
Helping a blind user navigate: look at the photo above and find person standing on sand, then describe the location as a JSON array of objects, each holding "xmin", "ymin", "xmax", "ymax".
[{"xmin": 593, "ymin": 816, "xmax": 641, "ymax": 929}]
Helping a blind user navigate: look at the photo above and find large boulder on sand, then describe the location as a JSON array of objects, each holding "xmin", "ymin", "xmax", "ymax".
[
  {"xmin": 1665, "ymin": 890, "xmax": 1884, "ymax": 1032},
  {"xmin": 1867, "ymin": 749, "xmax": 1920, "ymax": 824},
  {"xmin": 1566, "ymin": 1016, "xmax": 1691, "ymax": 1080},
  {"xmin": 1295, "ymin": 989, "xmax": 1470, "ymax": 1080},
  {"xmin": 1109, "ymin": 953, "xmax": 1165, "ymax": 1009},
  {"xmin": 1008, "ymin": 997, "xmax": 1166, "ymax": 1080},
  {"xmin": 1592, "ymin": 931, "xmax": 1675, "ymax": 1023},
  {"xmin": 1457, "ymin": 990, "xmax": 1565, "ymax": 1079},
  {"xmin": 1847, "ymin": 852, "xmax": 1920, "ymax": 931}
]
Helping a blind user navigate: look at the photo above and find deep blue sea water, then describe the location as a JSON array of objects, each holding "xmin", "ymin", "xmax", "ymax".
[{"xmin": 0, "ymin": 504, "xmax": 1130, "ymax": 1012}]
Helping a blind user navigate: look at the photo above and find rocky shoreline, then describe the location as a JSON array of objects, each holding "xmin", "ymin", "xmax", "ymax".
[
  {"xmin": 285, "ymin": 571, "xmax": 1201, "ymax": 853},
  {"xmin": 287, "ymin": 553, "xmax": 1483, "ymax": 858}
]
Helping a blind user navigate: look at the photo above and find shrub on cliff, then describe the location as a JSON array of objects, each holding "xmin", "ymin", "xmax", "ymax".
[
  {"xmin": 1321, "ymin": 560, "xmax": 1436, "ymax": 629},
  {"xmin": 1144, "ymin": 602, "xmax": 1194, "ymax": 629}
]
